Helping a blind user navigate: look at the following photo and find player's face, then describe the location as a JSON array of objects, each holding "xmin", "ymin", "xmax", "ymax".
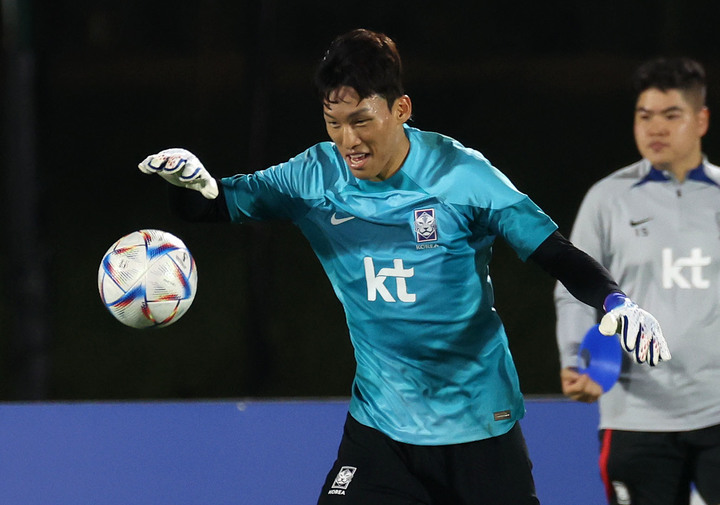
[
  {"xmin": 634, "ymin": 88, "xmax": 708, "ymax": 176},
  {"xmin": 323, "ymin": 86, "xmax": 412, "ymax": 181}
]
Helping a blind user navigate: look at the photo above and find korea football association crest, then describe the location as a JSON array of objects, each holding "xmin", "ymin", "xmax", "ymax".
[
  {"xmin": 414, "ymin": 208, "xmax": 438, "ymax": 243},
  {"xmin": 327, "ymin": 466, "xmax": 357, "ymax": 495}
]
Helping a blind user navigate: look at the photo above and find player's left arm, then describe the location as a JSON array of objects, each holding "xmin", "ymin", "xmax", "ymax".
[
  {"xmin": 530, "ymin": 231, "xmax": 620, "ymax": 309},
  {"xmin": 530, "ymin": 231, "xmax": 670, "ymax": 366}
]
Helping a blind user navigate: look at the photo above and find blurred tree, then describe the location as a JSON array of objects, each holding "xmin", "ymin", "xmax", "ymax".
[{"xmin": 2, "ymin": 0, "xmax": 50, "ymax": 399}]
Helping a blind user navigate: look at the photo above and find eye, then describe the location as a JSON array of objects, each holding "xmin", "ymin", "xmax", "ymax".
[
  {"xmin": 326, "ymin": 121, "xmax": 340, "ymax": 129},
  {"xmin": 354, "ymin": 118, "xmax": 370, "ymax": 127},
  {"xmin": 665, "ymin": 112, "xmax": 681, "ymax": 120}
]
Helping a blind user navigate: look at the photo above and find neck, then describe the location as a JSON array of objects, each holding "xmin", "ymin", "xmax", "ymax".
[
  {"xmin": 374, "ymin": 132, "xmax": 411, "ymax": 181},
  {"xmin": 665, "ymin": 160, "xmax": 702, "ymax": 183}
]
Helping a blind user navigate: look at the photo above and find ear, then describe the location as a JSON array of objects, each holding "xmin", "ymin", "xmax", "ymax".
[
  {"xmin": 698, "ymin": 106, "xmax": 710, "ymax": 138},
  {"xmin": 394, "ymin": 95, "xmax": 412, "ymax": 123}
]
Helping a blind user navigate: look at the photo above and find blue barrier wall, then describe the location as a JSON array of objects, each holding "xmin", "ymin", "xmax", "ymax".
[{"xmin": 0, "ymin": 399, "xmax": 604, "ymax": 505}]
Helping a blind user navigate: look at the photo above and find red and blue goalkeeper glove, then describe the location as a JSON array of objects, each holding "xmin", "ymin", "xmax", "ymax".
[
  {"xmin": 139, "ymin": 148, "xmax": 218, "ymax": 199},
  {"xmin": 599, "ymin": 292, "xmax": 671, "ymax": 366}
]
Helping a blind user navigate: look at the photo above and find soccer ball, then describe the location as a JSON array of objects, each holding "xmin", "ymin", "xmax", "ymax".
[{"xmin": 98, "ymin": 229, "xmax": 198, "ymax": 329}]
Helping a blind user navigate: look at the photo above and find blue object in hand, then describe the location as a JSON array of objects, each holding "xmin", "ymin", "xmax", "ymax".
[{"xmin": 578, "ymin": 324, "xmax": 623, "ymax": 392}]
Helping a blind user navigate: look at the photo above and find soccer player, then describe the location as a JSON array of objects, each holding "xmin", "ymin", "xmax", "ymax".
[
  {"xmin": 140, "ymin": 29, "xmax": 669, "ymax": 505},
  {"xmin": 555, "ymin": 57, "xmax": 720, "ymax": 505}
]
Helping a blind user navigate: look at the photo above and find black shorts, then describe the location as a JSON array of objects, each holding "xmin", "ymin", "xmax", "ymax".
[
  {"xmin": 317, "ymin": 413, "xmax": 539, "ymax": 505},
  {"xmin": 599, "ymin": 423, "xmax": 720, "ymax": 505}
]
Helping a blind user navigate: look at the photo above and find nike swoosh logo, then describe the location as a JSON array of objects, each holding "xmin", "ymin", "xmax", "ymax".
[
  {"xmin": 331, "ymin": 213, "xmax": 355, "ymax": 225},
  {"xmin": 630, "ymin": 218, "xmax": 653, "ymax": 227}
]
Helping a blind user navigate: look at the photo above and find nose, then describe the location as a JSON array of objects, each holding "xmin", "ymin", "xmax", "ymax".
[
  {"xmin": 647, "ymin": 116, "xmax": 668, "ymax": 136},
  {"xmin": 340, "ymin": 126, "xmax": 361, "ymax": 149}
]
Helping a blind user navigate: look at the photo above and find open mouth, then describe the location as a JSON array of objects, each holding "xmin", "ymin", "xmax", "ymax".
[{"xmin": 346, "ymin": 153, "xmax": 370, "ymax": 169}]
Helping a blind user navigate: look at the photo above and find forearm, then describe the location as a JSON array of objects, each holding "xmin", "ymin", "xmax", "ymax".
[
  {"xmin": 529, "ymin": 231, "xmax": 622, "ymax": 311},
  {"xmin": 554, "ymin": 282, "xmax": 598, "ymax": 368},
  {"xmin": 168, "ymin": 182, "xmax": 230, "ymax": 222},
  {"xmin": 536, "ymin": 231, "xmax": 670, "ymax": 367}
]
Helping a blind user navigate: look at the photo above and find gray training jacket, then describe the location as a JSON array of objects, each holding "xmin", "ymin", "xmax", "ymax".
[{"xmin": 555, "ymin": 158, "xmax": 720, "ymax": 431}]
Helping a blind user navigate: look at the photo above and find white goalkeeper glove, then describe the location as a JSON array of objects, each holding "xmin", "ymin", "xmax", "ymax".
[
  {"xmin": 599, "ymin": 292, "xmax": 671, "ymax": 366},
  {"xmin": 138, "ymin": 148, "xmax": 219, "ymax": 199}
]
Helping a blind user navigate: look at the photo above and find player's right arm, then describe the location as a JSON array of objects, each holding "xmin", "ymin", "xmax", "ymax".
[
  {"xmin": 139, "ymin": 148, "xmax": 230, "ymax": 223},
  {"xmin": 139, "ymin": 145, "xmax": 318, "ymax": 224},
  {"xmin": 139, "ymin": 148, "xmax": 219, "ymax": 199}
]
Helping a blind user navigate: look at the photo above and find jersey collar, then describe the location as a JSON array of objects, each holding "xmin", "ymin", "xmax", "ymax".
[{"xmin": 635, "ymin": 162, "xmax": 719, "ymax": 187}]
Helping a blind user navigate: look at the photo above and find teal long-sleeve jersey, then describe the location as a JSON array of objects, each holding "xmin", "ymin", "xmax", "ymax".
[{"xmin": 222, "ymin": 126, "xmax": 558, "ymax": 445}]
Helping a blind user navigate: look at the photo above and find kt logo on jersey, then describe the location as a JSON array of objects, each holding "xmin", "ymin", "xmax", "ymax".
[{"xmin": 414, "ymin": 208, "xmax": 438, "ymax": 243}]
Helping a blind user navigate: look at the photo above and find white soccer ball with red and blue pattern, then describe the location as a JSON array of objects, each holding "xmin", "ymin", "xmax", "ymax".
[{"xmin": 98, "ymin": 229, "xmax": 198, "ymax": 329}]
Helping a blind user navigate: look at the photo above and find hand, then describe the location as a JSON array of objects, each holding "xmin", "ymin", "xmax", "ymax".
[
  {"xmin": 138, "ymin": 148, "xmax": 219, "ymax": 199},
  {"xmin": 599, "ymin": 293, "xmax": 671, "ymax": 366},
  {"xmin": 560, "ymin": 367, "xmax": 602, "ymax": 403}
]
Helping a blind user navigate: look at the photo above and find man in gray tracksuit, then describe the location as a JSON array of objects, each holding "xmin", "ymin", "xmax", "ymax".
[{"xmin": 555, "ymin": 57, "xmax": 720, "ymax": 505}]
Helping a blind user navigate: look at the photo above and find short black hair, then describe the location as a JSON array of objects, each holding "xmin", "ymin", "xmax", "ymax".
[
  {"xmin": 315, "ymin": 29, "xmax": 404, "ymax": 109},
  {"xmin": 632, "ymin": 57, "xmax": 707, "ymax": 110}
]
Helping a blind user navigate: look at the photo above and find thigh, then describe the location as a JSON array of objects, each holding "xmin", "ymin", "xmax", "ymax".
[
  {"xmin": 600, "ymin": 430, "xmax": 690, "ymax": 505},
  {"xmin": 317, "ymin": 416, "xmax": 538, "ymax": 505},
  {"xmin": 686, "ymin": 423, "xmax": 720, "ymax": 504},
  {"xmin": 317, "ymin": 414, "xmax": 431, "ymax": 505},
  {"xmin": 427, "ymin": 422, "xmax": 539, "ymax": 505}
]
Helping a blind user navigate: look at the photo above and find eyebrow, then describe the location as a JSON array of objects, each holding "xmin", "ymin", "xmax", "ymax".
[
  {"xmin": 635, "ymin": 105, "xmax": 684, "ymax": 114},
  {"xmin": 323, "ymin": 107, "xmax": 372, "ymax": 121}
]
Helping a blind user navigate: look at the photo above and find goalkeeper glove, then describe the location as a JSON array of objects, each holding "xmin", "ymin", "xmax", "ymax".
[
  {"xmin": 599, "ymin": 292, "xmax": 671, "ymax": 366},
  {"xmin": 138, "ymin": 148, "xmax": 219, "ymax": 199}
]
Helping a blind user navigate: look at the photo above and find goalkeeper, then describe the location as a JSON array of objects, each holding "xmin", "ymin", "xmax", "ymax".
[
  {"xmin": 140, "ymin": 29, "xmax": 668, "ymax": 505},
  {"xmin": 555, "ymin": 57, "xmax": 720, "ymax": 505}
]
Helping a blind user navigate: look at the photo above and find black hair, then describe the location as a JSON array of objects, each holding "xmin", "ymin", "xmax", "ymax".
[
  {"xmin": 632, "ymin": 57, "xmax": 707, "ymax": 110},
  {"xmin": 315, "ymin": 29, "xmax": 404, "ymax": 109}
]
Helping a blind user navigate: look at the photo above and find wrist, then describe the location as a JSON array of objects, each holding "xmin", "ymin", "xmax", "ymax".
[{"xmin": 603, "ymin": 291, "xmax": 627, "ymax": 312}]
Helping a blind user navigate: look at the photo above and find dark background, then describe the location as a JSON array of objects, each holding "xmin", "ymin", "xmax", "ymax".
[{"xmin": 2, "ymin": 1, "xmax": 720, "ymax": 401}]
